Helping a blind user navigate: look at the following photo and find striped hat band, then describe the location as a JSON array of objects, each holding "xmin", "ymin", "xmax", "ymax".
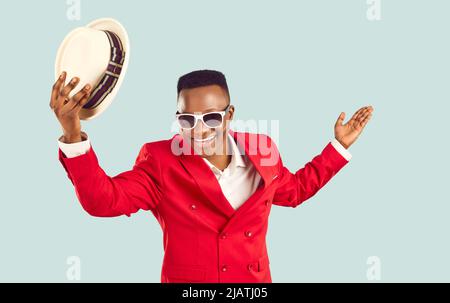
[{"xmin": 84, "ymin": 30, "xmax": 126, "ymax": 110}]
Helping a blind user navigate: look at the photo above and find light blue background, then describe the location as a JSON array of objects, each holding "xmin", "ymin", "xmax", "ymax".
[{"xmin": 0, "ymin": 0, "xmax": 449, "ymax": 282}]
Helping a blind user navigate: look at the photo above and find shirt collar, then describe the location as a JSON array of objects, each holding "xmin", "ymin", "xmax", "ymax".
[{"xmin": 228, "ymin": 132, "xmax": 246, "ymax": 169}]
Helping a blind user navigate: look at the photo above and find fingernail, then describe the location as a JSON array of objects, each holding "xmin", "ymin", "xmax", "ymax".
[
  {"xmin": 85, "ymin": 84, "xmax": 91, "ymax": 90},
  {"xmin": 60, "ymin": 72, "xmax": 66, "ymax": 79}
]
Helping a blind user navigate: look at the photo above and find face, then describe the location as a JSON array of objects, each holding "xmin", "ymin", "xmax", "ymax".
[{"xmin": 177, "ymin": 85, "xmax": 234, "ymax": 157}]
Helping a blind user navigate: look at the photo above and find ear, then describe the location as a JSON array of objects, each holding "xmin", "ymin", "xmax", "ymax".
[{"xmin": 228, "ymin": 105, "xmax": 235, "ymax": 121}]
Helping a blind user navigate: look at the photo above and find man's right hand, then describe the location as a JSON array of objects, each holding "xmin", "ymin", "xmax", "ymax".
[{"xmin": 50, "ymin": 71, "xmax": 92, "ymax": 143}]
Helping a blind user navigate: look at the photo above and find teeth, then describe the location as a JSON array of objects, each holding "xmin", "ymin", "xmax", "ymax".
[{"xmin": 193, "ymin": 134, "xmax": 216, "ymax": 142}]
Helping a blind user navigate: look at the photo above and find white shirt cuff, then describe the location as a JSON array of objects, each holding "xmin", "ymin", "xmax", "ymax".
[
  {"xmin": 58, "ymin": 132, "xmax": 91, "ymax": 158},
  {"xmin": 331, "ymin": 139, "xmax": 352, "ymax": 161}
]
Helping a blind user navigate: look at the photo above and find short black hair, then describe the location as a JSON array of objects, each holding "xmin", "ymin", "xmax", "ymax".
[{"xmin": 177, "ymin": 69, "xmax": 230, "ymax": 100}]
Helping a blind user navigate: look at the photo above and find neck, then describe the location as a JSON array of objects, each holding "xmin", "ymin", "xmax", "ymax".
[
  {"xmin": 205, "ymin": 154, "xmax": 232, "ymax": 171},
  {"xmin": 204, "ymin": 134, "xmax": 232, "ymax": 171}
]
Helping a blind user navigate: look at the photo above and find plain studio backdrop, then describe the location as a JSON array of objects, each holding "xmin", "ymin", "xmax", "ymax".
[{"xmin": 0, "ymin": 0, "xmax": 448, "ymax": 282}]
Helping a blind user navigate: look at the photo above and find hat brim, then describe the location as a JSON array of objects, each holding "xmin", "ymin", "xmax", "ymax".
[{"xmin": 54, "ymin": 18, "xmax": 130, "ymax": 121}]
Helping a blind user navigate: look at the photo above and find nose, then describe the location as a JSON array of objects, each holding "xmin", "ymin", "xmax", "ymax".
[{"xmin": 192, "ymin": 118, "xmax": 209, "ymax": 139}]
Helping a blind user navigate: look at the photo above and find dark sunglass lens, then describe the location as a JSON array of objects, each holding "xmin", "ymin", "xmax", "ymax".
[
  {"xmin": 178, "ymin": 115, "xmax": 195, "ymax": 128},
  {"xmin": 204, "ymin": 113, "xmax": 223, "ymax": 128}
]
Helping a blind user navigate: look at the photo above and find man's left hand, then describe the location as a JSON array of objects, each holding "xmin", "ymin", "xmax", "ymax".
[{"xmin": 334, "ymin": 106, "xmax": 374, "ymax": 149}]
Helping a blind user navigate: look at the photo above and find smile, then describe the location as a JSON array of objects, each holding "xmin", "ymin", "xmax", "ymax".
[{"xmin": 193, "ymin": 134, "xmax": 216, "ymax": 143}]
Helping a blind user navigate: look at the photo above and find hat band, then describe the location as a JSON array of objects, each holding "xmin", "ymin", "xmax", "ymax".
[{"xmin": 83, "ymin": 30, "xmax": 125, "ymax": 110}]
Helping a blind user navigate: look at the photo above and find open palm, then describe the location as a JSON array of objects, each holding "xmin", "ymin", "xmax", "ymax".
[{"xmin": 334, "ymin": 106, "xmax": 374, "ymax": 149}]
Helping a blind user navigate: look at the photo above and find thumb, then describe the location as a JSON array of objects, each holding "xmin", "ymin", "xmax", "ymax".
[{"xmin": 335, "ymin": 112, "xmax": 345, "ymax": 128}]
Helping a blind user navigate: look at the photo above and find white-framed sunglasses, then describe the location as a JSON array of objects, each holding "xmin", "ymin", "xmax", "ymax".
[{"xmin": 175, "ymin": 104, "xmax": 231, "ymax": 130}]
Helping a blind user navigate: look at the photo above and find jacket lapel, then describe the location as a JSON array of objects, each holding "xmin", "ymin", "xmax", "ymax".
[
  {"xmin": 174, "ymin": 130, "xmax": 279, "ymax": 222},
  {"xmin": 219, "ymin": 130, "xmax": 279, "ymax": 232},
  {"xmin": 229, "ymin": 129, "xmax": 277, "ymax": 190},
  {"xmin": 176, "ymin": 134, "xmax": 236, "ymax": 218}
]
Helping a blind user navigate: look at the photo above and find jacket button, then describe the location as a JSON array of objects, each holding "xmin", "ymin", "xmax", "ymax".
[
  {"xmin": 191, "ymin": 204, "xmax": 197, "ymax": 210},
  {"xmin": 265, "ymin": 200, "xmax": 270, "ymax": 206},
  {"xmin": 245, "ymin": 230, "xmax": 253, "ymax": 238},
  {"xmin": 221, "ymin": 265, "xmax": 228, "ymax": 272},
  {"xmin": 220, "ymin": 233, "xmax": 228, "ymax": 240},
  {"xmin": 247, "ymin": 264, "xmax": 254, "ymax": 271}
]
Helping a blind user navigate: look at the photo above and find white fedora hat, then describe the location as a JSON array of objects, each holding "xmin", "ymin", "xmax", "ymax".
[{"xmin": 54, "ymin": 18, "xmax": 130, "ymax": 120}]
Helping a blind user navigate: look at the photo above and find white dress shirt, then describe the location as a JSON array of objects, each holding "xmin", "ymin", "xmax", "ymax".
[
  {"xmin": 200, "ymin": 133, "xmax": 262, "ymax": 210},
  {"xmin": 58, "ymin": 133, "xmax": 351, "ymax": 210}
]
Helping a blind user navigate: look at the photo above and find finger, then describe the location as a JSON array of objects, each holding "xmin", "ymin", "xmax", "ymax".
[
  {"xmin": 355, "ymin": 107, "xmax": 371, "ymax": 122},
  {"xmin": 50, "ymin": 71, "xmax": 66, "ymax": 109},
  {"xmin": 360, "ymin": 113, "xmax": 372, "ymax": 128},
  {"xmin": 67, "ymin": 87, "xmax": 92, "ymax": 112},
  {"xmin": 335, "ymin": 112, "xmax": 345, "ymax": 128},
  {"xmin": 66, "ymin": 84, "xmax": 91, "ymax": 110},
  {"xmin": 72, "ymin": 87, "xmax": 92, "ymax": 112},
  {"xmin": 361, "ymin": 106, "xmax": 374, "ymax": 119},
  {"xmin": 361, "ymin": 106, "xmax": 374, "ymax": 117},
  {"xmin": 362, "ymin": 109, "xmax": 373, "ymax": 121},
  {"xmin": 60, "ymin": 77, "xmax": 80, "ymax": 98},
  {"xmin": 356, "ymin": 113, "xmax": 369, "ymax": 127},
  {"xmin": 349, "ymin": 106, "xmax": 366, "ymax": 122},
  {"xmin": 354, "ymin": 106, "xmax": 370, "ymax": 121}
]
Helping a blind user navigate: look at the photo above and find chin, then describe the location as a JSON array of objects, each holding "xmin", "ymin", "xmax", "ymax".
[{"xmin": 192, "ymin": 139, "xmax": 217, "ymax": 157}]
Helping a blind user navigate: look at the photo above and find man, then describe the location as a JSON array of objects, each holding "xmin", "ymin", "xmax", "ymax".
[{"xmin": 50, "ymin": 69, "xmax": 373, "ymax": 282}]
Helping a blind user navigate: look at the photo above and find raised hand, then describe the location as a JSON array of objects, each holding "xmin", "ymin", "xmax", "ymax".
[
  {"xmin": 50, "ymin": 72, "xmax": 92, "ymax": 143},
  {"xmin": 334, "ymin": 106, "xmax": 374, "ymax": 149}
]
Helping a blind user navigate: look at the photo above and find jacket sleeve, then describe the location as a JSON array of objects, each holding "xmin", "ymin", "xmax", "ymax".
[
  {"xmin": 272, "ymin": 142, "xmax": 349, "ymax": 208},
  {"xmin": 58, "ymin": 140, "xmax": 163, "ymax": 217}
]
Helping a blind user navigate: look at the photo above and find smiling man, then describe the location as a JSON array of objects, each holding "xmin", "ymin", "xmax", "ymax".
[{"xmin": 50, "ymin": 69, "xmax": 373, "ymax": 283}]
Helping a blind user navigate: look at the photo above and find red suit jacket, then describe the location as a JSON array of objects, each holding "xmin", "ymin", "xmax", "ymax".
[{"xmin": 58, "ymin": 130, "xmax": 349, "ymax": 283}]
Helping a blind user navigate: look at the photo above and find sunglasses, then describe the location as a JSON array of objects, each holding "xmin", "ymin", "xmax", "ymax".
[{"xmin": 175, "ymin": 105, "xmax": 231, "ymax": 130}]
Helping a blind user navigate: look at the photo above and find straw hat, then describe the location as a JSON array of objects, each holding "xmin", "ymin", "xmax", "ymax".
[{"xmin": 54, "ymin": 18, "xmax": 130, "ymax": 120}]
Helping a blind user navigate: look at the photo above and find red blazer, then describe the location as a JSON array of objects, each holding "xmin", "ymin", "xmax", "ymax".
[{"xmin": 58, "ymin": 130, "xmax": 349, "ymax": 283}]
